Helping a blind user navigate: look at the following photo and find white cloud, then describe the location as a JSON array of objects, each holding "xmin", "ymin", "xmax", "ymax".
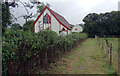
[
  {"xmin": 39, "ymin": 0, "xmax": 75, "ymax": 2},
  {"xmin": 75, "ymin": 0, "xmax": 105, "ymax": 12}
]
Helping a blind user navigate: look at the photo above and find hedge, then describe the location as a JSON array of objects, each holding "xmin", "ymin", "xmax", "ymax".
[{"xmin": 2, "ymin": 30, "xmax": 87, "ymax": 74}]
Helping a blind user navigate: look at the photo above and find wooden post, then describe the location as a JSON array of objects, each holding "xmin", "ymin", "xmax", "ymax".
[
  {"xmin": 110, "ymin": 43, "xmax": 112, "ymax": 66},
  {"xmin": 101, "ymin": 40, "xmax": 103, "ymax": 50},
  {"xmin": 105, "ymin": 39, "xmax": 109, "ymax": 47},
  {"xmin": 95, "ymin": 35, "xmax": 97, "ymax": 39},
  {"xmin": 98, "ymin": 38, "xmax": 100, "ymax": 46}
]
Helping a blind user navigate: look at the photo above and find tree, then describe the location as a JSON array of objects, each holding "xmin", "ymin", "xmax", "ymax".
[
  {"xmin": 23, "ymin": 20, "xmax": 34, "ymax": 32},
  {"xmin": 3, "ymin": 0, "xmax": 50, "ymax": 23},
  {"xmin": 2, "ymin": 0, "xmax": 50, "ymax": 35},
  {"xmin": 0, "ymin": 2, "xmax": 2, "ymax": 38},
  {"xmin": 2, "ymin": 2, "xmax": 11, "ymax": 35},
  {"xmin": 83, "ymin": 11, "xmax": 120, "ymax": 37},
  {"xmin": 37, "ymin": 2, "xmax": 50, "ymax": 12},
  {"xmin": 11, "ymin": 23, "xmax": 22, "ymax": 31}
]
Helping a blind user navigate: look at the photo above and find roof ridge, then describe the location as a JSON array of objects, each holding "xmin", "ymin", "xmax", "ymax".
[
  {"xmin": 33, "ymin": 6, "xmax": 72, "ymax": 30},
  {"xmin": 48, "ymin": 7, "xmax": 71, "ymax": 29},
  {"xmin": 51, "ymin": 8, "xmax": 70, "ymax": 23},
  {"xmin": 49, "ymin": 8, "xmax": 64, "ymax": 17}
]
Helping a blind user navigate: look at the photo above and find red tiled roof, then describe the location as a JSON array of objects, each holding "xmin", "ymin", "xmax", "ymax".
[{"xmin": 33, "ymin": 6, "xmax": 72, "ymax": 30}]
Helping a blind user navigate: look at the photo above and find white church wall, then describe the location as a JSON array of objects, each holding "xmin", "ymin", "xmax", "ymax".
[{"xmin": 34, "ymin": 8, "xmax": 71, "ymax": 35}]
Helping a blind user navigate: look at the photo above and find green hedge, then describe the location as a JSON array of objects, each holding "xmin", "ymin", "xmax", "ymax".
[{"xmin": 2, "ymin": 30, "xmax": 87, "ymax": 74}]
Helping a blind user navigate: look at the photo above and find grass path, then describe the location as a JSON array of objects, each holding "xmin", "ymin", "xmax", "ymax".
[{"xmin": 47, "ymin": 38, "xmax": 115, "ymax": 74}]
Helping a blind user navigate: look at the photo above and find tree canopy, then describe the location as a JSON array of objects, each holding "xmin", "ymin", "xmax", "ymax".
[
  {"xmin": 83, "ymin": 11, "xmax": 120, "ymax": 37},
  {"xmin": 11, "ymin": 23, "xmax": 22, "ymax": 31},
  {"xmin": 2, "ymin": 3, "xmax": 11, "ymax": 35},
  {"xmin": 2, "ymin": 1, "xmax": 50, "ymax": 35},
  {"xmin": 23, "ymin": 20, "xmax": 34, "ymax": 32}
]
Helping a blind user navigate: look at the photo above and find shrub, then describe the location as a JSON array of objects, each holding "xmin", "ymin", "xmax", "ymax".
[{"xmin": 2, "ymin": 30, "xmax": 87, "ymax": 74}]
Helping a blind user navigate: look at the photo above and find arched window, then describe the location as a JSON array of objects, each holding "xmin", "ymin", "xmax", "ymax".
[
  {"xmin": 49, "ymin": 17, "xmax": 51, "ymax": 23},
  {"xmin": 43, "ymin": 13, "xmax": 51, "ymax": 24},
  {"xmin": 46, "ymin": 14, "xmax": 48, "ymax": 23},
  {"xmin": 62, "ymin": 28, "xmax": 66, "ymax": 31},
  {"xmin": 44, "ymin": 17, "xmax": 45, "ymax": 23}
]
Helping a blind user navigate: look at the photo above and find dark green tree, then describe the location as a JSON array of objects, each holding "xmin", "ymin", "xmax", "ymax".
[
  {"xmin": 11, "ymin": 23, "xmax": 22, "ymax": 31},
  {"xmin": 37, "ymin": 3, "xmax": 50, "ymax": 12},
  {"xmin": 23, "ymin": 20, "xmax": 34, "ymax": 32},
  {"xmin": 2, "ymin": 3, "xmax": 11, "ymax": 35},
  {"xmin": 83, "ymin": 11, "xmax": 120, "ymax": 37}
]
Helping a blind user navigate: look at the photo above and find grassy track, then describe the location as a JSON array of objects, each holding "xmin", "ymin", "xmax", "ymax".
[{"xmin": 47, "ymin": 38, "xmax": 116, "ymax": 74}]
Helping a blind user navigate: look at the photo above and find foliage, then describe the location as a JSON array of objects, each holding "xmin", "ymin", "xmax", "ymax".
[
  {"xmin": 23, "ymin": 20, "xmax": 34, "ymax": 32},
  {"xmin": 83, "ymin": 11, "xmax": 120, "ymax": 37},
  {"xmin": 2, "ymin": 3, "xmax": 11, "ymax": 35},
  {"xmin": 37, "ymin": 3, "xmax": 45, "ymax": 12},
  {"xmin": 37, "ymin": 3, "xmax": 50, "ymax": 12},
  {"xmin": 11, "ymin": 23, "xmax": 22, "ymax": 31},
  {"xmin": 2, "ymin": 30, "xmax": 87, "ymax": 74}
]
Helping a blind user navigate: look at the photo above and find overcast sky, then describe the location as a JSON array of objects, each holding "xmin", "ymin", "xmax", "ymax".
[{"xmin": 11, "ymin": 0, "xmax": 120, "ymax": 26}]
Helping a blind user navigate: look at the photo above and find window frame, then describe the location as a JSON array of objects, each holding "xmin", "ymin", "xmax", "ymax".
[{"xmin": 43, "ymin": 13, "xmax": 51, "ymax": 24}]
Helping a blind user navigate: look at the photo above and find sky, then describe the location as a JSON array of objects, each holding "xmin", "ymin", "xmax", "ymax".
[{"xmin": 11, "ymin": 0, "xmax": 120, "ymax": 26}]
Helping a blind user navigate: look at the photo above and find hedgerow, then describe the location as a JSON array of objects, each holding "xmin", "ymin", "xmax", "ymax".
[{"xmin": 2, "ymin": 30, "xmax": 87, "ymax": 74}]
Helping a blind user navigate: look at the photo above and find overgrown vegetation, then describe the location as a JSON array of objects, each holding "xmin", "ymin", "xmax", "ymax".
[
  {"xmin": 2, "ymin": 30, "xmax": 87, "ymax": 74},
  {"xmin": 100, "ymin": 38, "xmax": 119, "ymax": 74}
]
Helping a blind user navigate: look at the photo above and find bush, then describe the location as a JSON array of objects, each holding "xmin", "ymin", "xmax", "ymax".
[{"xmin": 2, "ymin": 30, "xmax": 87, "ymax": 74}]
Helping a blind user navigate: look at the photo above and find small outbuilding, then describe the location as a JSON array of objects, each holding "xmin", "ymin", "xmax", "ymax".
[{"xmin": 72, "ymin": 24, "xmax": 83, "ymax": 33}]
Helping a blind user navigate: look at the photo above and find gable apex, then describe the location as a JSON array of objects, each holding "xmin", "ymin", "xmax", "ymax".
[{"xmin": 33, "ymin": 6, "xmax": 71, "ymax": 30}]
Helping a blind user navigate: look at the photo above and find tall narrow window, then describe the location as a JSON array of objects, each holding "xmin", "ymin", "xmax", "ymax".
[
  {"xmin": 49, "ymin": 17, "xmax": 51, "ymax": 23},
  {"xmin": 46, "ymin": 14, "xmax": 48, "ymax": 23},
  {"xmin": 43, "ymin": 13, "xmax": 51, "ymax": 24},
  {"xmin": 44, "ymin": 17, "xmax": 45, "ymax": 23}
]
